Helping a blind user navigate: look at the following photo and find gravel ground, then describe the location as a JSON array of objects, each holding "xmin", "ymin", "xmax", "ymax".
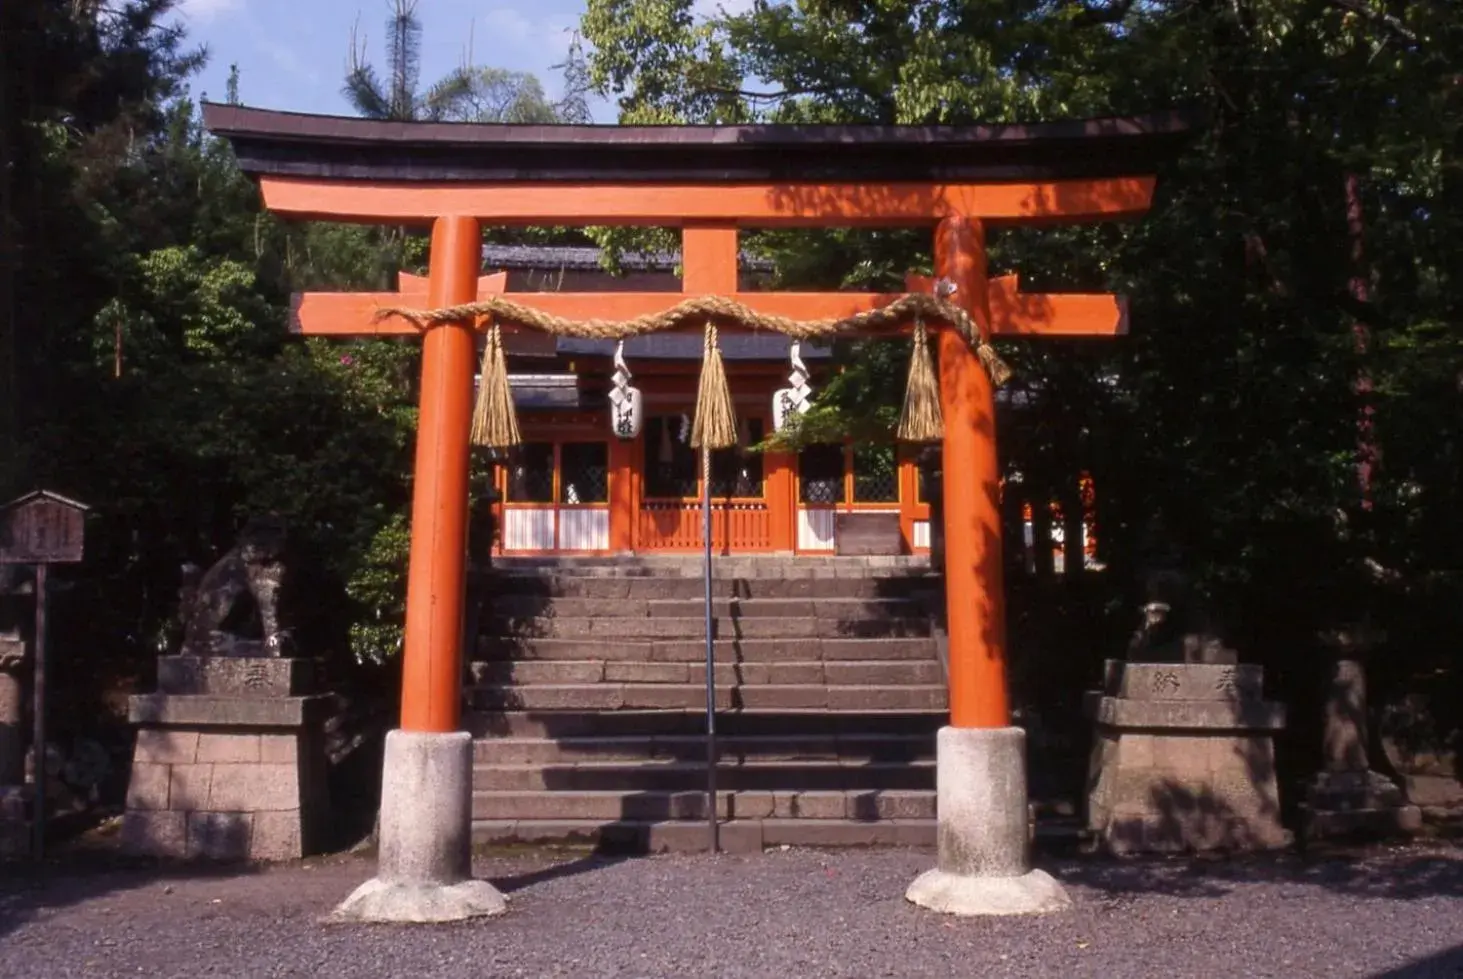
[{"xmin": 1, "ymin": 843, "xmax": 1461, "ymax": 979}]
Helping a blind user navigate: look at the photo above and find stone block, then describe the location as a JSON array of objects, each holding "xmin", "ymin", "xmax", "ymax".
[
  {"xmin": 134, "ymin": 729, "xmax": 199, "ymax": 764},
  {"xmin": 250, "ymin": 809, "xmax": 304, "ymax": 860},
  {"xmin": 259, "ymin": 734, "xmax": 299, "ymax": 765},
  {"xmin": 1152, "ymin": 735, "xmax": 1209, "ymax": 773},
  {"xmin": 129, "ymin": 694, "xmax": 331, "ymax": 729},
  {"xmin": 125, "ymin": 762, "xmax": 171, "ymax": 810},
  {"xmin": 196, "ymin": 733, "xmax": 261, "ymax": 764},
  {"xmin": 1404, "ymin": 774, "xmax": 1463, "ymax": 808},
  {"xmin": 188, "ymin": 812, "xmax": 253, "ymax": 860},
  {"xmin": 207, "ymin": 763, "xmax": 300, "ymax": 812},
  {"xmin": 1117, "ymin": 663, "xmax": 1265, "ymax": 702},
  {"xmin": 169, "ymin": 764, "xmax": 214, "ymax": 809},
  {"xmin": 157, "ymin": 656, "xmax": 316, "ymax": 697},
  {"xmin": 772, "ymin": 791, "xmax": 846, "ymax": 819},
  {"xmin": 122, "ymin": 810, "xmax": 188, "ymax": 857},
  {"xmin": 1115, "ymin": 733, "xmax": 1154, "ymax": 769},
  {"xmin": 1089, "ymin": 696, "xmax": 1286, "ymax": 731}
]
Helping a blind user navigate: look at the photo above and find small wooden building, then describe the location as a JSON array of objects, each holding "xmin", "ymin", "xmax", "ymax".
[{"xmin": 493, "ymin": 284, "xmax": 930, "ymax": 556}]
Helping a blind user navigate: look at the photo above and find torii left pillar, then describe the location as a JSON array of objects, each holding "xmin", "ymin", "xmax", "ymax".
[{"xmin": 334, "ymin": 216, "xmax": 508, "ymax": 923}]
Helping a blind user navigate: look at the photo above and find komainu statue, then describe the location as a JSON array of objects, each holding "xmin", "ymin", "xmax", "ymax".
[{"xmin": 179, "ymin": 516, "xmax": 293, "ymax": 658}]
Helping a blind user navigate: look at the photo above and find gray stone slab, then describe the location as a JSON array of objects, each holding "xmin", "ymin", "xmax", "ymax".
[
  {"xmin": 157, "ymin": 656, "xmax": 317, "ymax": 697},
  {"xmin": 1110, "ymin": 662, "xmax": 1264, "ymax": 702},
  {"xmin": 1088, "ymin": 696, "xmax": 1286, "ymax": 731},
  {"xmin": 128, "ymin": 694, "xmax": 331, "ymax": 729}
]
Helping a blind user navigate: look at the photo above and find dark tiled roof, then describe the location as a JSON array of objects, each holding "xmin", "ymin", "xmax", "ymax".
[{"xmin": 204, "ymin": 103, "xmax": 1201, "ymax": 184}]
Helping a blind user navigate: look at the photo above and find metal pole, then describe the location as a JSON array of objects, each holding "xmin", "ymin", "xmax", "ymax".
[
  {"xmin": 701, "ymin": 446, "xmax": 718, "ymax": 853},
  {"xmin": 31, "ymin": 563, "xmax": 46, "ymax": 862}
]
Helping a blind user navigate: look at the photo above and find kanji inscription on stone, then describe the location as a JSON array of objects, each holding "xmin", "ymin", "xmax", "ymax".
[{"xmin": 1151, "ymin": 670, "xmax": 1181, "ymax": 695}]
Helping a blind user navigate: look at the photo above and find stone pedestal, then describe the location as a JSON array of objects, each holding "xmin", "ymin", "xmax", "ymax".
[
  {"xmin": 1085, "ymin": 660, "xmax": 1291, "ymax": 854},
  {"xmin": 1302, "ymin": 659, "xmax": 1421, "ymax": 840},
  {"xmin": 121, "ymin": 656, "xmax": 331, "ymax": 861}
]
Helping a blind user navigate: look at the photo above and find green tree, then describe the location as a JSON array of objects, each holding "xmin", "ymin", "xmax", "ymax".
[{"xmin": 343, "ymin": 0, "xmax": 560, "ymax": 123}]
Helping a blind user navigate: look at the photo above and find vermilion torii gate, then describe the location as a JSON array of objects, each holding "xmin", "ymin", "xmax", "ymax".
[{"xmin": 206, "ymin": 104, "xmax": 1191, "ymax": 921}]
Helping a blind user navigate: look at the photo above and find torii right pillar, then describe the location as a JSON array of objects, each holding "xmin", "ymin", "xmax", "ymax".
[{"xmin": 906, "ymin": 217, "xmax": 1071, "ymax": 916}]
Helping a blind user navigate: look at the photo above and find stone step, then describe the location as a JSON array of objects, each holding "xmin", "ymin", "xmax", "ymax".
[
  {"xmin": 471, "ymin": 733, "xmax": 935, "ymax": 765},
  {"xmin": 467, "ymin": 683, "xmax": 949, "ymax": 712},
  {"xmin": 471, "ymin": 788, "xmax": 936, "ymax": 822},
  {"xmin": 469, "ymin": 659, "xmax": 945, "ymax": 687},
  {"xmin": 475, "ymin": 637, "xmax": 940, "ymax": 663},
  {"xmin": 486, "ymin": 596, "xmax": 929, "ymax": 620},
  {"xmin": 491, "ymin": 574, "xmax": 940, "ymax": 601},
  {"xmin": 466, "ymin": 709, "xmax": 946, "ymax": 740},
  {"xmin": 487, "ymin": 615, "xmax": 932, "ymax": 641},
  {"xmin": 472, "ymin": 759, "xmax": 935, "ymax": 792},
  {"xmin": 471, "ymin": 817, "xmax": 936, "ymax": 853}
]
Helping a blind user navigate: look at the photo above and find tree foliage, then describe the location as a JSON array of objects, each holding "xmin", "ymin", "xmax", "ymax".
[{"xmin": 583, "ymin": 0, "xmax": 1463, "ymax": 704}]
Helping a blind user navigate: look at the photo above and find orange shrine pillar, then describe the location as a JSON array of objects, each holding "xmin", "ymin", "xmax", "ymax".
[
  {"xmin": 335, "ymin": 215, "xmax": 508, "ymax": 921},
  {"xmin": 934, "ymin": 218, "xmax": 1009, "ymax": 729},
  {"xmin": 905, "ymin": 216, "xmax": 1069, "ymax": 916},
  {"xmin": 608, "ymin": 436, "xmax": 637, "ymax": 552}
]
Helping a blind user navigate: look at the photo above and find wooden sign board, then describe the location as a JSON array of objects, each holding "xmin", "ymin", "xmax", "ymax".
[
  {"xmin": 834, "ymin": 511, "xmax": 903, "ymax": 557},
  {"xmin": 0, "ymin": 491, "xmax": 89, "ymax": 565}
]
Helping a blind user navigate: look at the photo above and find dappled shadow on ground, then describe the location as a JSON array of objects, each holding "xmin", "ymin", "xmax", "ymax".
[
  {"xmin": 1369, "ymin": 942, "xmax": 1463, "ymax": 978},
  {"xmin": 0, "ymin": 843, "xmax": 262, "ymax": 940},
  {"xmin": 1058, "ymin": 845, "xmax": 1463, "ymax": 902}
]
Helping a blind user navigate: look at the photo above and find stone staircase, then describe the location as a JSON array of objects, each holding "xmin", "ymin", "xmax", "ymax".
[{"xmin": 466, "ymin": 555, "xmax": 947, "ymax": 852}]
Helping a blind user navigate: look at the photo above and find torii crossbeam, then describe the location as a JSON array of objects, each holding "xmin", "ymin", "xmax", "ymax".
[{"xmin": 205, "ymin": 103, "xmax": 1193, "ymax": 923}]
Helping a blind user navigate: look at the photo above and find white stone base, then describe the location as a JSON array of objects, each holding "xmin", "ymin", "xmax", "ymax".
[
  {"xmin": 329, "ymin": 877, "xmax": 506, "ymax": 924},
  {"xmin": 906, "ymin": 726, "xmax": 1071, "ymax": 916},
  {"xmin": 330, "ymin": 729, "xmax": 506, "ymax": 923},
  {"xmin": 906, "ymin": 867, "xmax": 1072, "ymax": 916}
]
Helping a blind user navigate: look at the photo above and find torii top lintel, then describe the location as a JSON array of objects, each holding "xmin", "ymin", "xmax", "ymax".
[{"xmin": 202, "ymin": 103, "xmax": 1197, "ymax": 228}]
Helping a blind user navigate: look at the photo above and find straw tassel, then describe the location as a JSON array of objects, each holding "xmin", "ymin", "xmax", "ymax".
[
  {"xmin": 690, "ymin": 320, "xmax": 738, "ymax": 450},
  {"xmin": 977, "ymin": 342, "xmax": 1013, "ymax": 387},
  {"xmin": 470, "ymin": 321, "xmax": 522, "ymax": 448},
  {"xmin": 897, "ymin": 318, "xmax": 945, "ymax": 442}
]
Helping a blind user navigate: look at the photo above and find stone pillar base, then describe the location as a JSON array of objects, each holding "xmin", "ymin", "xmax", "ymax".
[
  {"xmin": 330, "ymin": 730, "xmax": 506, "ymax": 923},
  {"xmin": 1302, "ymin": 770, "xmax": 1422, "ymax": 841},
  {"xmin": 121, "ymin": 689, "xmax": 331, "ymax": 862},
  {"xmin": 0, "ymin": 786, "xmax": 29, "ymax": 859},
  {"xmin": 905, "ymin": 727, "xmax": 1071, "ymax": 916}
]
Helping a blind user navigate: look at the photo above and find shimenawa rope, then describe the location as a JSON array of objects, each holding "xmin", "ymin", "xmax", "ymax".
[{"xmin": 376, "ymin": 292, "xmax": 1011, "ymax": 449}]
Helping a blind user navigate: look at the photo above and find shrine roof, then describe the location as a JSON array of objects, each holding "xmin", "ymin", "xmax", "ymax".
[{"xmin": 203, "ymin": 103, "xmax": 1199, "ymax": 184}]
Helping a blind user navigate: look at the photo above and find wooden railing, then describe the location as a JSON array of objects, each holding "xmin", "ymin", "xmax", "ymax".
[{"xmin": 638, "ymin": 501, "xmax": 771, "ymax": 552}]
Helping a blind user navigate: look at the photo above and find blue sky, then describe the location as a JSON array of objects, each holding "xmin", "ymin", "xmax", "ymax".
[{"xmin": 176, "ymin": 0, "xmax": 616, "ymax": 120}]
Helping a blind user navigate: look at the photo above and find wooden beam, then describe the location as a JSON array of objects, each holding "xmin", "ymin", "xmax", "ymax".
[
  {"xmin": 258, "ymin": 176, "xmax": 1157, "ymax": 227},
  {"xmin": 293, "ymin": 280, "xmax": 1127, "ymax": 339},
  {"xmin": 907, "ymin": 273, "xmax": 1128, "ymax": 337}
]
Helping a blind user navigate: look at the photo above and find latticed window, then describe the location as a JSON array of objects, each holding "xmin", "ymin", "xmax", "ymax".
[
  {"xmin": 711, "ymin": 418, "xmax": 765, "ymax": 498},
  {"xmin": 507, "ymin": 442, "xmax": 554, "ymax": 503},
  {"xmin": 853, "ymin": 444, "xmax": 898, "ymax": 503},
  {"xmin": 799, "ymin": 443, "xmax": 845, "ymax": 504},
  {"xmin": 645, "ymin": 415, "xmax": 698, "ymax": 498},
  {"xmin": 560, "ymin": 442, "xmax": 609, "ymax": 504}
]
